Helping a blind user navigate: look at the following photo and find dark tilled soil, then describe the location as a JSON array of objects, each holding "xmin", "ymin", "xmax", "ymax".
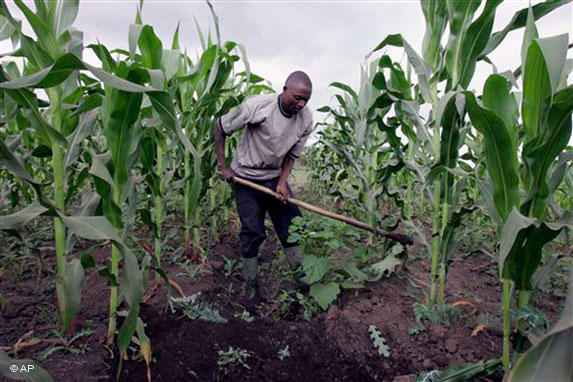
[{"xmin": 0, "ymin": 223, "xmax": 566, "ymax": 382}]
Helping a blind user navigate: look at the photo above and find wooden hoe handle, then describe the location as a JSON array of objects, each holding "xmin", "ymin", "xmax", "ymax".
[{"xmin": 231, "ymin": 176, "xmax": 414, "ymax": 246}]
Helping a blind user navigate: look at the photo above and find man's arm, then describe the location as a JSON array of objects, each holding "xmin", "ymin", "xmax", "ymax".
[
  {"xmin": 276, "ymin": 155, "xmax": 295, "ymax": 202},
  {"xmin": 214, "ymin": 120, "xmax": 236, "ymax": 181}
]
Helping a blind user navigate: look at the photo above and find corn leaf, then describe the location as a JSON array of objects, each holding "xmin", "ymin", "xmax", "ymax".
[
  {"xmin": 444, "ymin": 0, "xmax": 480, "ymax": 88},
  {"xmin": 481, "ymin": 0, "xmax": 571, "ymax": 58},
  {"xmin": 499, "ymin": 208, "xmax": 572, "ymax": 289},
  {"xmin": 420, "ymin": 0, "xmax": 448, "ymax": 70},
  {"xmin": 465, "ymin": 89, "xmax": 519, "ymax": 221},
  {"xmin": 457, "ymin": 0, "xmax": 503, "ymax": 89},
  {"xmin": 0, "ymin": 203, "xmax": 49, "ymax": 230},
  {"xmin": 522, "ymin": 36, "xmax": 568, "ymax": 143},
  {"xmin": 0, "ymin": 349, "xmax": 53, "ymax": 381},
  {"xmin": 522, "ymin": 86, "xmax": 573, "ymax": 219},
  {"xmin": 509, "ymin": 264, "xmax": 573, "ymax": 381}
]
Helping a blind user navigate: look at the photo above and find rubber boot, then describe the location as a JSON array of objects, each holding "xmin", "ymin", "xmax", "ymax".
[
  {"xmin": 241, "ymin": 256, "xmax": 259, "ymax": 300},
  {"xmin": 284, "ymin": 246, "xmax": 303, "ymax": 271},
  {"xmin": 284, "ymin": 246, "xmax": 308, "ymax": 292}
]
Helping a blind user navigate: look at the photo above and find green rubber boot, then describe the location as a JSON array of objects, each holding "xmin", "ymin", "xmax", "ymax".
[
  {"xmin": 241, "ymin": 257, "xmax": 259, "ymax": 300},
  {"xmin": 284, "ymin": 246, "xmax": 307, "ymax": 290},
  {"xmin": 284, "ymin": 246, "xmax": 303, "ymax": 271}
]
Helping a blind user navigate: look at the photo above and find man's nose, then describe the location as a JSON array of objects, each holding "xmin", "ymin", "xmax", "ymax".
[{"xmin": 297, "ymin": 100, "xmax": 306, "ymax": 108}]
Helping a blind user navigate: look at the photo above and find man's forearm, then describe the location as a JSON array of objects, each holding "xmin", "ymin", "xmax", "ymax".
[{"xmin": 279, "ymin": 155, "xmax": 295, "ymax": 185}]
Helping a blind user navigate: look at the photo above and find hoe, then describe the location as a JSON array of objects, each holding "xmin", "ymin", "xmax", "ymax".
[{"xmin": 232, "ymin": 176, "xmax": 414, "ymax": 246}]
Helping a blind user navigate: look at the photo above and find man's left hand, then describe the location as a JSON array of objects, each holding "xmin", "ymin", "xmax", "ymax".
[{"xmin": 276, "ymin": 182, "xmax": 289, "ymax": 203}]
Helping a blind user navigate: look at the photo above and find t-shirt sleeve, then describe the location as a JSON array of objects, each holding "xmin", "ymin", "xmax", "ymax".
[
  {"xmin": 288, "ymin": 116, "xmax": 314, "ymax": 159},
  {"xmin": 218, "ymin": 97, "xmax": 259, "ymax": 136}
]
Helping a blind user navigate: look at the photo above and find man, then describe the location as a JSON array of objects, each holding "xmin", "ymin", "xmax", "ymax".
[{"xmin": 214, "ymin": 71, "xmax": 313, "ymax": 299}]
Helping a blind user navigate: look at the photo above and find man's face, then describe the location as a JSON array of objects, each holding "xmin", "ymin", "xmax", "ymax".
[{"xmin": 281, "ymin": 82, "xmax": 312, "ymax": 115}]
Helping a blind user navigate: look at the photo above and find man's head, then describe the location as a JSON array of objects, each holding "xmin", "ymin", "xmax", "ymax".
[{"xmin": 280, "ymin": 71, "xmax": 312, "ymax": 116}]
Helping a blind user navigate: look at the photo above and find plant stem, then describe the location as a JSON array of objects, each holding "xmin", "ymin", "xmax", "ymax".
[
  {"xmin": 47, "ymin": 87, "xmax": 67, "ymax": 331},
  {"xmin": 154, "ymin": 145, "xmax": 163, "ymax": 281},
  {"xmin": 184, "ymin": 152, "xmax": 191, "ymax": 255},
  {"xmin": 193, "ymin": 207, "xmax": 201, "ymax": 259},
  {"xmin": 502, "ymin": 278, "xmax": 511, "ymax": 374},
  {"xmin": 429, "ymin": 180, "xmax": 441, "ymax": 307},
  {"xmin": 437, "ymin": 187, "xmax": 449, "ymax": 305},
  {"xmin": 107, "ymin": 187, "xmax": 121, "ymax": 346},
  {"xmin": 155, "ymin": 144, "xmax": 163, "ymax": 267}
]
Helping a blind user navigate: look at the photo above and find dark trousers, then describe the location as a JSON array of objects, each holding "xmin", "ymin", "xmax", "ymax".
[{"xmin": 234, "ymin": 177, "xmax": 302, "ymax": 258}]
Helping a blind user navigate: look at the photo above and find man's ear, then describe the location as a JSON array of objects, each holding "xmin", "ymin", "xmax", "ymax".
[{"xmin": 283, "ymin": 85, "xmax": 288, "ymax": 92}]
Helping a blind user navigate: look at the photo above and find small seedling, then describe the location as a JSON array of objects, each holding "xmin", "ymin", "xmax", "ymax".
[
  {"xmin": 170, "ymin": 293, "xmax": 227, "ymax": 323},
  {"xmin": 217, "ymin": 346, "xmax": 252, "ymax": 374},
  {"xmin": 368, "ymin": 325, "xmax": 390, "ymax": 357},
  {"xmin": 277, "ymin": 345, "xmax": 291, "ymax": 360}
]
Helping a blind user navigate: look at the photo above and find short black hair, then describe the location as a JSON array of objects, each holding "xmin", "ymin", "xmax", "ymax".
[{"xmin": 285, "ymin": 71, "xmax": 312, "ymax": 89}]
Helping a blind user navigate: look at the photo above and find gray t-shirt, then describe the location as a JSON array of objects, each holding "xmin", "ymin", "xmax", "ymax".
[{"xmin": 219, "ymin": 93, "xmax": 313, "ymax": 180}]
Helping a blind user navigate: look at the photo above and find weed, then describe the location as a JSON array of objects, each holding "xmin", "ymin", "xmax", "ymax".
[
  {"xmin": 217, "ymin": 346, "xmax": 252, "ymax": 374},
  {"xmin": 277, "ymin": 345, "xmax": 291, "ymax": 360},
  {"xmin": 408, "ymin": 303, "xmax": 460, "ymax": 335},
  {"xmin": 368, "ymin": 325, "xmax": 390, "ymax": 357},
  {"xmin": 169, "ymin": 293, "xmax": 227, "ymax": 323}
]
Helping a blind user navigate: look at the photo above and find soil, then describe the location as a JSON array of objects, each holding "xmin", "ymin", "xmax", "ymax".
[{"xmin": 1, "ymin": 193, "xmax": 567, "ymax": 382}]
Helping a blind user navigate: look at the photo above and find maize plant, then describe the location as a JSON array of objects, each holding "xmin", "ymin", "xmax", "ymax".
[
  {"xmin": 314, "ymin": 56, "xmax": 409, "ymax": 238},
  {"xmin": 369, "ymin": 0, "xmax": 570, "ymax": 309},
  {"xmin": 0, "ymin": 0, "xmax": 211, "ymax": 356},
  {"xmin": 466, "ymin": 7, "xmax": 572, "ymax": 371}
]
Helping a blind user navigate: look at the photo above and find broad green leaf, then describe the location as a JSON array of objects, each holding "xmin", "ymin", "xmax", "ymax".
[
  {"xmin": 128, "ymin": 23, "xmax": 144, "ymax": 61},
  {"xmin": 444, "ymin": 0, "xmax": 480, "ymax": 88},
  {"xmin": 481, "ymin": 0, "xmax": 571, "ymax": 58},
  {"xmin": 482, "ymin": 74, "xmax": 519, "ymax": 152},
  {"xmin": 88, "ymin": 149, "xmax": 116, "ymax": 190},
  {"xmin": 457, "ymin": 0, "xmax": 503, "ymax": 89},
  {"xmin": 366, "ymin": 255, "xmax": 401, "ymax": 281},
  {"xmin": 147, "ymin": 90, "xmax": 198, "ymax": 157},
  {"xmin": 0, "ymin": 349, "xmax": 53, "ymax": 381},
  {"xmin": 63, "ymin": 109, "xmax": 98, "ymax": 177},
  {"xmin": 372, "ymin": 34, "xmax": 432, "ymax": 103},
  {"xmin": 161, "ymin": 49, "xmax": 180, "ymax": 81},
  {"xmin": 520, "ymin": 6, "xmax": 538, "ymax": 75},
  {"xmin": 118, "ymin": 298, "xmax": 140, "ymax": 356},
  {"xmin": 310, "ymin": 282, "xmax": 340, "ymax": 310},
  {"xmin": 138, "ymin": 25, "xmax": 163, "ymax": 69},
  {"xmin": 437, "ymin": 92, "xmax": 462, "ymax": 202},
  {"xmin": 442, "ymin": 359, "xmax": 502, "ymax": 381},
  {"xmin": 0, "ymin": 203, "xmax": 49, "ymax": 230},
  {"xmin": 420, "ymin": 0, "xmax": 448, "ymax": 71},
  {"xmin": 135, "ymin": 318, "xmax": 152, "ymax": 370},
  {"xmin": 522, "ymin": 86, "xmax": 573, "ymax": 219},
  {"xmin": 465, "ymin": 90, "xmax": 519, "ymax": 221},
  {"xmin": 536, "ymin": 34, "xmax": 568, "ymax": 94},
  {"xmin": 54, "ymin": 0, "xmax": 79, "ymax": 38},
  {"xmin": 103, "ymin": 67, "xmax": 145, "ymax": 189},
  {"xmin": 548, "ymin": 150, "xmax": 573, "ymax": 194},
  {"xmin": 12, "ymin": 0, "xmax": 57, "ymax": 58},
  {"xmin": 509, "ymin": 264, "xmax": 573, "ymax": 381},
  {"xmin": 61, "ymin": 258, "xmax": 85, "ymax": 331},
  {"xmin": 302, "ymin": 255, "xmax": 331, "ymax": 284},
  {"xmin": 0, "ymin": 138, "xmax": 35, "ymax": 184},
  {"xmin": 0, "ymin": 14, "xmax": 16, "ymax": 41},
  {"xmin": 500, "ymin": 209, "xmax": 572, "ymax": 289},
  {"xmin": 330, "ymin": 82, "xmax": 358, "ymax": 105}
]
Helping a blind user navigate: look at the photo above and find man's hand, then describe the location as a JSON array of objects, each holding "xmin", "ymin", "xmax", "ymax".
[
  {"xmin": 276, "ymin": 181, "xmax": 289, "ymax": 203},
  {"xmin": 218, "ymin": 166, "xmax": 236, "ymax": 183}
]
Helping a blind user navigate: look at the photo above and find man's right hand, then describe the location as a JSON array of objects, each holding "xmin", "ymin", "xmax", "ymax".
[{"xmin": 218, "ymin": 167, "xmax": 236, "ymax": 183}]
